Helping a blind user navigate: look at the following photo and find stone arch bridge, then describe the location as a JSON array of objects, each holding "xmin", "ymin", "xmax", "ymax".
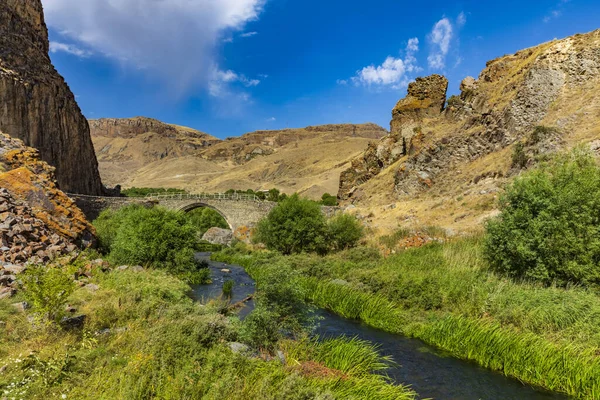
[{"xmin": 69, "ymin": 192, "xmax": 338, "ymax": 235}]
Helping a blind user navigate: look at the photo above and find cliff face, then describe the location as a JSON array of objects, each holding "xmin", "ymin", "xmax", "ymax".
[
  {"xmin": 90, "ymin": 117, "xmax": 221, "ymax": 186},
  {"xmin": 338, "ymin": 29, "xmax": 600, "ymax": 233},
  {"xmin": 0, "ymin": 0, "xmax": 104, "ymax": 195},
  {"xmin": 339, "ymin": 76, "xmax": 448, "ymax": 199}
]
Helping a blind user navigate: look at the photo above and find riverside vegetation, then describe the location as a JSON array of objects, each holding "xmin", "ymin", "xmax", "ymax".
[
  {"xmin": 0, "ymin": 201, "xmax": 414, "ymax": 399},
  {"xmin": 215, "ymin": 149, "xmax": 600, "ymax": 399}
]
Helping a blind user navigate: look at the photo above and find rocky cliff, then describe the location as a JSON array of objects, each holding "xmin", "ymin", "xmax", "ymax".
[
  {"xmin": 0, "ymin": 0, "xmax": 103, "ymax": 195},
  {"xmin": 339, "ymin": 76, "xmax": 448, "ymax": 199},
  {"xmin": 339, "ymin": 29, "xmax": 600, "ymax": 232},
  {"xmin": 0, "ymin": 132, "xmax": 95, "ymax": 270}
]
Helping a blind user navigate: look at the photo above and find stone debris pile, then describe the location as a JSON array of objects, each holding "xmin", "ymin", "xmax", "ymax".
[{"xmin": 0, "ymin": 188, "xmax": 78, "ymax": 266}]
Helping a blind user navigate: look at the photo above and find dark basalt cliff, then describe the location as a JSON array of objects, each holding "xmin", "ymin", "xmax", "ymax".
[{"xmin": 0, "ymin": 0, "xmax": 104, "ymax": 195}]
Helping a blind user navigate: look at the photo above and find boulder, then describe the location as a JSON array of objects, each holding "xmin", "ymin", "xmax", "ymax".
[{"xmin": 202, "ymin": 227, "xmax": 234, "ymax": 246}]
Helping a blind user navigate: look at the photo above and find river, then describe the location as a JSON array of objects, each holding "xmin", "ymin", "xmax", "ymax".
[{"xmin": 191, "ymin": 253, "xmax": 569, "ymax": 400}]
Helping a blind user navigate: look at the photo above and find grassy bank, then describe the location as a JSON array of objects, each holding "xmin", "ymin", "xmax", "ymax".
[
  {"xmin": 0, "ymin": 254, "xmax": 415, "ymax": 399},
  {"xmin": 213, "ymin": 238, "xmax": 600, "ymax": 399}
]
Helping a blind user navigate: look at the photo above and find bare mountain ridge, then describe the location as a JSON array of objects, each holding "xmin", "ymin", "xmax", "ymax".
[{"xmin": 90, "ymin": 120, "xmax": 388, "ymax": 198}]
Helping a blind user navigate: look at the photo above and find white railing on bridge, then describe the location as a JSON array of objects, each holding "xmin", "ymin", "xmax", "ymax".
[{"xmin": 144, "ymin": 192, "xmax": 261, "ymax": 202}]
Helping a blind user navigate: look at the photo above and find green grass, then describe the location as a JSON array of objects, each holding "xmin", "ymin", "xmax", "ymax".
[
  {"xmin": 0, "ymin": 255, "xmax": 415, "ymax": 400},
  {"xmin": 213, "ymin": 237, "xmax": 600, "ymax": 399}
]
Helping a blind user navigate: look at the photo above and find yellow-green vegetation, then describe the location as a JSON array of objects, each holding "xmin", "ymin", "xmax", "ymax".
[
  {"xmin": 0, "ymin": 254, "xmax": 415, "ymax": 400},
  {"xmin": 213, "ymin": 238, "xmax": 600, "ymax": 398}
]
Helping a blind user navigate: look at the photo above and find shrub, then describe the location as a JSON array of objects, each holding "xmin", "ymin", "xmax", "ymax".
[
  {"xmin": 485, "ymin": 148, "xmax": 600, "ymax": 286},
  {"xmin": 321, "ymin": 193, "xmax": 339, "ymax": 206},
  {"xmin": 327, "ymin": 213, "xmax": 364, "ymax": 251},
  {"xmin": 22, "ymin": 266, "xmax": 75, "ymax": 323},
  {"xmin": 528, "ymin": 125, "xmax": 559, "ymax": 145},
  {"xmin": 254, "ymin": 194, "xmax": 328, "ymax": 255},
  {"xmin": 93, "ymin": 205, "xmax": 200, "ymax": 278},
  {"xmin": 511, "ymin": 142, "xmax": 528, "ymax": 169}
]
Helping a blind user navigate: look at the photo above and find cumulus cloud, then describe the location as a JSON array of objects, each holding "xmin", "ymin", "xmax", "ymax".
[
  {"xmin": 427, "ymin": 18, "xmax": 453, "ymax": 69},
  {"xmin": 41, "ymin": 0, "xmax": 265, "ymax": 94},
  {"xmin": 49, "ymin": 41, "xmax": 92, "ymax": 57},
  {"xmin": 351, "ymin": 38, "xmax": 419, "ymax": 88}
]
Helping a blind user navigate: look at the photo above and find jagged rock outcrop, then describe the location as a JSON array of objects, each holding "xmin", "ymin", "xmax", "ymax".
[
  {"xmin": 0, "ymin": 132, "xmax": 95, "ymax": 267},
  {"xmin": 0, "ymin": 0, "xmax": 103, "ymax": 195},
  {"xmin": 339, "ymin": 76, "xmax": 448, "ymax": 199},
  {"xmin": 339, "ymin": 30, "xmax": 600, "ymax": 206}
]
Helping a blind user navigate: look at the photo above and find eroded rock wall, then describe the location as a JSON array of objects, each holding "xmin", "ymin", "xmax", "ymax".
[{"xmin": 0, "ymin": 0, "xmax": 103, "ymax": 195}]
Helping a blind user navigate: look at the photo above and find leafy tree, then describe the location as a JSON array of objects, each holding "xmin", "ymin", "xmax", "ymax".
[
  {"xmin": 327, "ymin": 213, "xmax": 364, "ymax": 251},
  {"xmin": 485, "ymin": 148, "xmax": 600, "ymax": 286},
  {"xmin": 254, "ymin": 194, "xmax": 328, "ymax": 255}
]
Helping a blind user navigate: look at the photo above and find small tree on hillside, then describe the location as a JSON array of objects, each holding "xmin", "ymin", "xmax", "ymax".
[
  {"xmin": 254, "ymin": 194, "xmax": 328, "ymax": 254},
  {"xmin": 327, "ymin": 213, "xmax": 364, "ymax": 251},
  {"xmin": 484, "ymin": 148, "xmax": 600, "ymax": 286}
]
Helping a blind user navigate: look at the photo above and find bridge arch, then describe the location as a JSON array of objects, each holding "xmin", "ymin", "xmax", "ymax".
[{"xmin": 177, "ymin": 202, "xmax": 234, "ymax": 231}]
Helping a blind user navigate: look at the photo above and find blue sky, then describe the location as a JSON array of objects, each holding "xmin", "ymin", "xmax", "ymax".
[{"xmin": 42, "ymin": 0, "xmax": 599, "ymax": 139}]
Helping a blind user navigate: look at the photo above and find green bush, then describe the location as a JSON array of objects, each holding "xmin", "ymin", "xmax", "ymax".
[
  {"xmin": 22, "ymin": 266, "xmax": 75, "ymax": 323},
  {"xmin": 254, "ymin": 194, "xmax": 328, "ymax": 255},
  {"xmin": 240, "ymin": 307, "xmax": 282, "ymax": 351},
  {"xmin": 93, "ymin": 205, "xmax": 200, "ymax": 278},
  {"xmin": 321, "ymin": 193, "xmax": 339, "ymax": 206},
  {"xmin": 485, "ymin": 148, "xmax": 600, "ymax": 286},
  {"xmin": 327, "ymin": 213, "xmax": 364, "ymax": 251}
]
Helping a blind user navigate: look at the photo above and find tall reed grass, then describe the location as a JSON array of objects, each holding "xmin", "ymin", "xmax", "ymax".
[{"xmin": 214, "ymin": 243, "xmax": 600, "ymax": 399}]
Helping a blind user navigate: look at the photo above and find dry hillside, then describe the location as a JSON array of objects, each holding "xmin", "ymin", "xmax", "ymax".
[
  {"xmin": 339, "ymin": 29, "xmax": 600, "ymax": 235},
  {"xmin": 91, "ymin": 121, "xmax": 387, "ymax": 199}
]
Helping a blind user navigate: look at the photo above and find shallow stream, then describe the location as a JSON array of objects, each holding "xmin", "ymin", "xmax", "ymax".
[{"xmin": 191, "ymin": 253, "xmax": 569, "ymax": 400}]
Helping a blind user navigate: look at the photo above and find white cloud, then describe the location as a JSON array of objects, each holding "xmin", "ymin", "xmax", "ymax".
[
  {"xmin": 351, "ymin": 38, "xmax": 419, "ymax": 88},
  {"xmin": 240, "ymin": 31, "xmax": 258, "ymax": 37},
  {"xmin": 336, "ymin": 79, "xmax": 348, "ymax": 85},
  {"xmin": 209, "ymin": 67, "xmax": 260, "ymax": 98},
  {"xmin": 41, "ymin": 0, "xmax": 265, "ymax": 94},
  {"xmin": 49, "ymin": 41, "xmax": 92, "ymax": 57},
  {"xmin": 427, "ymin": 18, "xmax": 453, "ymax": 69},
  {"xmin": 266, "ymin": 117, "xmax": 276, "ymax": 122},
  {"xmin": 457, "ymin": 12, "xmax": 467, "ymax": 28}
]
